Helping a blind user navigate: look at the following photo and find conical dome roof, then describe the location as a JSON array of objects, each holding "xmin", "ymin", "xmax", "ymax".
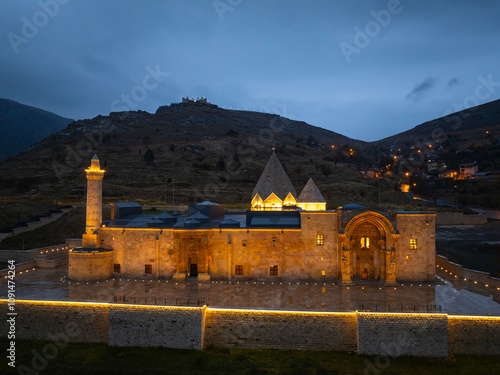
[
  {"xmin": 298, "ymin": 178, "xmax": 326, "ymax": 203},
  {"xmin": 252, "ymin": 152, "xmax": 297, "ymax": 201}
]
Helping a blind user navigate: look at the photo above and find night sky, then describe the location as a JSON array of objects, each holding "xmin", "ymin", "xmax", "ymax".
[{"xmin": 1, "ymin": 0, "xmax": 500, "ymax": 141}]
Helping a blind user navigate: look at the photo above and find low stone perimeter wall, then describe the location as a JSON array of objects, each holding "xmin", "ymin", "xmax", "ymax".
[
  {"xmin": 448, "ymin": 315, "xmax": 500, "ymax": 355},
  {"xmin": 357, "ymin": 313, "xmax": 448, "ymax": 357},
  {"xmin": 437, "ymin": 254, "xmax": 500, "ymax": 295},
  {"xmin": 1, "ymin": 300, "xmax": 499, "ymax": 356},
  {"xmin": 204, "ymin": 309, "xmax": 357, "ymax": 351},
  {"xmin": 109, "ymin": 304, "xmax": 205, "ymax": 349}
]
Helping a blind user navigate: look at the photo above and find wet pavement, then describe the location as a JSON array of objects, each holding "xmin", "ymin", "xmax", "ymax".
[
  {"xmin": 2, "ymin": 266, "xmax": 500, "ymax": 316},
  {"xmin": 436, "ymin": 221, "xmax": 500, "ymax": 276}
]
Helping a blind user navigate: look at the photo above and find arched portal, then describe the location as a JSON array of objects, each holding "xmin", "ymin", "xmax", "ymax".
[
  {"xmin": 340, "ymin": 211, "xmax": 397, "ymax": 285},
  {"xmin": 351, "ymin": 222, "xmax": 384, "ymax": 280}
]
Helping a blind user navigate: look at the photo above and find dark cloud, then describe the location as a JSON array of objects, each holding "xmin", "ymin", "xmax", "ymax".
[
  {"xmin": 447, "ymin": 77, "xmax": 460, "ymax": 89},
  {"xmin": 406, "ymin": 77, "xmax": 438, "ymax": 102}
]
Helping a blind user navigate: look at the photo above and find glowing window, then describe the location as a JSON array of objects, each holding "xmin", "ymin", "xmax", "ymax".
[
  {"xmin": 361, "ymin": 237, "xmax": 370, "ymax": 249},
  {"xmin": 270, "ymin": 265, "xmax": 278, "ymax": 276},
  {"xmin": 113, "ymin": 264, "xmax": 121, "ymax": 273},
  {"xmin": 145, "ymin": 264, "xmax": 152, "ymax": 274},
  {"xmin": 235, "ymin": 265, "xmax": 243, "ymax": 275},
  {"xmin": 410, "ymin": 238, "xmax": 418, "ymax": 250},
  {"xmin": 317, "ymin": 234, "xmax": 324, "ymax": 246}
]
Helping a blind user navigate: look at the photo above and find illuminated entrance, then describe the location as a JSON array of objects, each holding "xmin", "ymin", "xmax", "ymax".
[
  {"xmin": 339, "ymin": 211, "xmax": 398, "ymax": 285},
  {"xmin": 351, "ymin": 222, "xmax": 384, "ymax": 280}
]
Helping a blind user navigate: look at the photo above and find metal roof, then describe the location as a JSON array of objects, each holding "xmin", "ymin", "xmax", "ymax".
[{"xmin": 112, "ymin": 202, "xmax": 142, "ymax": 208}]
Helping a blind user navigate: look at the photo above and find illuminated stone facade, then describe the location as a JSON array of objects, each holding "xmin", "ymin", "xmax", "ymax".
[{"xmin": 70, "ymin": 154, "xmax": 436, "ymax": 283}]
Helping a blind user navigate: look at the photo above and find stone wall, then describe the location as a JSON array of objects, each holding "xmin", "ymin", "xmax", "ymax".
[
  {"xmin": 68, "ymin": 250, "xmax": 113, "ymax": 281},
  {"xmin": 0, "ymin": 261, "xmax": 35, "ymax": 277},
  {"xmin": 436, "ymin": 254, "xmax": 500, "ymax": 295},
  {"xmin": 0, "ymin": 243, "xmax": 71, "ymax": 264},
  {"xmin": 108, "ymin": 305, "xmax": 205, "ymax": 349},
  {"xmin": 204, "ymin": 309, "xmax": 356, "ymax": 351},
  {"xmin": 395, "ymin": 214, "xmax": 436, "ymax": 282},
  {"xmin": 448, "ymin": 315, "xmax": 500, "ymax": 354},
  {"xmin": 99, "ymin": 212, "xmax": 339, "ymax": 281},
  {"xmin": 357, "ymin": 313, "xmax": 448, "ymax": 357},
  {"xmin": 0, "ymin": 300, "xmax": 109, "ymax": 343},
  {"xmin": 100, "ymin": 229, "xmax": 177, "ymax": 279},
  {"xmin": 0, "ymin": 250, "xmax": 36, "ymax": 263},
  {"xmin": 2, "ymin": 300, "xmax": 498, "ymax": 355}
]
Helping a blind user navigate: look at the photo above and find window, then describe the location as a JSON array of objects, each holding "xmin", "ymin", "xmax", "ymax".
[
  {"xmin": 235, "ymin": 265, "xmax": 243, "ymax": 275},
  {"xmin": 270, "ymin": 265, "xmax": 278, "ymax": 276},
  {"xmin": 410, "ymin": 238, "xmax": 418, "ymax": 250},
  {"xmin": 145, "ymin": 264, "xmax": 152, "ymax": 274},
  {"xmin": 114, "ymin": 263, "xmax": 121, "ymax": 273},
  {"xmin": 316, "ymin": 234, "xmax": 324, "ymax": 246},
  {"xmin": 361, "ymin": 237, "xmax": 370, "ymax": 249}
]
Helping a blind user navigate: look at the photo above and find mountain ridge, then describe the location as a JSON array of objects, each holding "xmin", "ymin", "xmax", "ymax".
[{"xmin": 0, "ymin": 99, "xmax": 73, "ymax": 161}]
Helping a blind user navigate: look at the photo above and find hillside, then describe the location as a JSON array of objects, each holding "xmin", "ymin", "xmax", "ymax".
[
  {"xmin": 0, "ymin": 99, "xmax": 73, "ymax": 161},
  {"xmin": 0, "ymin": 100, "xmax": 409, "ymax": 208}
]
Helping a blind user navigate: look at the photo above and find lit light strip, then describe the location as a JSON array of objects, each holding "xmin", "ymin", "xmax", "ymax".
[{"xmin": 448, "ymin": 315, "xmax": 500, "ymax": 319}]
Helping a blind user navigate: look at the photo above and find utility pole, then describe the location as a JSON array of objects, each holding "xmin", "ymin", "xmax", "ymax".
[
  {"xmin": 172, "ymin": 179, "xmax": 175, "ymax": 207},
  {"xmin": 165, "ymin": 170, "xmax": 171, "ymax": 210}
]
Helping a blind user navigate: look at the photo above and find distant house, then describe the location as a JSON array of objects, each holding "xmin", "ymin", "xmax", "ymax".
[
  {"xmin": 361, "ymin": 169, "xmax": 382, "ymax": 178},
  {"xmin": 459, "ymin": 162, "xmax": 478, "ymax": 179},
  {"xmin": 425, "ymin": 154, "xmax": 447, "ymax": 172},
  {"xmin": 439, "ymin": 170, "xmax": 458, "ymax": 179}
]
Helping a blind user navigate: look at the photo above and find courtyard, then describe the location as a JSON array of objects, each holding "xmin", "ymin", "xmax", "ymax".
[{"xmin": 2, "ymin": 266, "xmax": 499, "ymax": 316}]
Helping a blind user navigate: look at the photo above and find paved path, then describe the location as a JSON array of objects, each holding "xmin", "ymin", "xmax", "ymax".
[{"xmin": 2, "ymin": 267, "xmax": 499, "ymax": 315}]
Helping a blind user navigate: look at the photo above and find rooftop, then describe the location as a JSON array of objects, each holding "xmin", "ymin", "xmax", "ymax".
[{"xmin": 252, "ymin": 152, "xmax": 297, "ymax": 201}]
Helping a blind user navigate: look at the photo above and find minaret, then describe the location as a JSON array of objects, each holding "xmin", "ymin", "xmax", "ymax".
[{"xmin": 82, "ymin": 154, "xmax": 105, "ymax": 248}]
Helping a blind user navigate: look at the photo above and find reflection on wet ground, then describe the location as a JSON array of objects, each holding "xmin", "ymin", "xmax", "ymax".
[{"xmin": 2, "ymin": 267, "xmax": 500, "ymax": 315}]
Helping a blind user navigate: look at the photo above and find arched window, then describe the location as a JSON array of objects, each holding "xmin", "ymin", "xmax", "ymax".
[{"xmin": 361, "ymin": 237, "xmax": 370, "ymax": 249}]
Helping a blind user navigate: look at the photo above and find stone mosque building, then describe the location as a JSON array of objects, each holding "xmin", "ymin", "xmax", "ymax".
[{"xmin": 69, "ymin": 153, "xmax": 436, "ymax": 284}]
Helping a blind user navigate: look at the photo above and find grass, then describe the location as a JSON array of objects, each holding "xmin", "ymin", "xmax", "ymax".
[
  {"xmin": 1, "ymin": 338, "xmax": 499, "ymax": 375},
  {"xmin": 0, "ymin": 201, "xmax": 55, "ymax": 229}
]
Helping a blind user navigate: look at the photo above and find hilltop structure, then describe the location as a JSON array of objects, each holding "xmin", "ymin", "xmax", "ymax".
[{"xmin": 69, "ymin": 153, "xmax": 436, "ymax": 284}]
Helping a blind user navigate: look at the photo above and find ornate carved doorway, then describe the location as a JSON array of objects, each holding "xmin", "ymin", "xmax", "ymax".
[
  {"xmin": 339, "ymin": 211, "xmax": 396, "ymax": 285},
  {"xmin": 187, "ymin": 245, "xmax": 198, "ymax": 277},
  {"xmin": 351, "ymin": 222, "xmax": 384, "ymax": 280},
  {"xmin": 176, "ymin": 235, "xmax": 208, "ymax": 277}
]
